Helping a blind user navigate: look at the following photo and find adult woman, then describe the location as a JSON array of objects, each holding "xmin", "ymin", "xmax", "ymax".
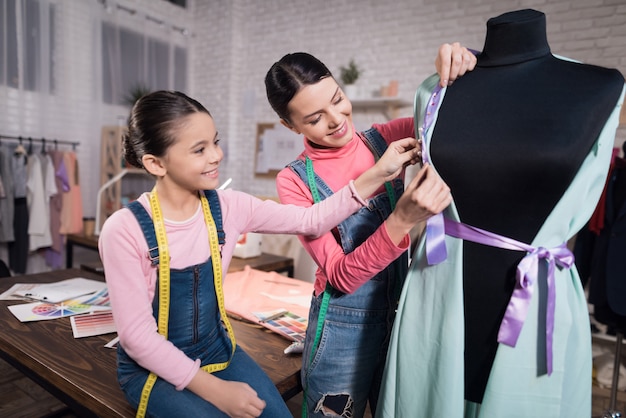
[{"xmin": 264, "ymin": 44, "xmax": 475, "ymax": 417}]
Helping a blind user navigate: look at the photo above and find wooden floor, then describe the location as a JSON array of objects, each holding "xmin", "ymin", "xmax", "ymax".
[
  {"xmin": 1, "ymin": 353, "xmax": 626, "ymax": 417},
  {"xmin": 0, "ymin": 356, "xmax": 76, "ymax": 418}
]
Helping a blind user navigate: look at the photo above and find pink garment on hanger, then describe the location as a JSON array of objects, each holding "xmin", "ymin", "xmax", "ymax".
[{"xmin": 59, "ymin": 151, "xmax": 83, "ymax": 235}]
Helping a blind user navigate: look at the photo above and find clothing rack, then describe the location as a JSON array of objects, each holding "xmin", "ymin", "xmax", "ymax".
[{"xmin": 0, "ymin": 134, "xmax": 79, "ymax": 150}]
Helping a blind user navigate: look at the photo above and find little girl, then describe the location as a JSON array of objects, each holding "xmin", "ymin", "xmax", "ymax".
[{"xmin": 98, "ymin": 90, "xmax": 425, "ymax": 417}]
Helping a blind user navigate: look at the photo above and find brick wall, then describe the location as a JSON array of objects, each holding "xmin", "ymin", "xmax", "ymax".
[
  {"xmin": 192, "ymin": 0, "xmax": 626, "ymax": 198},
  {"xmin": 1, "ymin": 0, "xmax": 624, "ymax": 215}
]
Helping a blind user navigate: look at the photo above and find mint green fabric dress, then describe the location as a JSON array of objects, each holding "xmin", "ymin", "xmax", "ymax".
[{"xmin": 376, "ymin": 74, "xmax": 625, "ymax": 418}]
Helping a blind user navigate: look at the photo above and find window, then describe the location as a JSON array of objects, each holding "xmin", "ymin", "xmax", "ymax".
[
  {"xmin": 0, "ymin": 0, "xmax": 54, "ymax": 92},
  {"xmin": 165, "ymin": 0, "xmax": 186, "ymax": 8},
  {"xmin": 101, "ymin": 21, "xmax": 188, "ymax": 105}
]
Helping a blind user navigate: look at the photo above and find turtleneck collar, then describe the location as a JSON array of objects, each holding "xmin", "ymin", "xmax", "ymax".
[
  {"xmin": 477, "ymin": 9, "xmax": 552, "ymax": 67},
  {"xmin": 302, "ymin": 127, "xmax": 360, "ymax": 160}
]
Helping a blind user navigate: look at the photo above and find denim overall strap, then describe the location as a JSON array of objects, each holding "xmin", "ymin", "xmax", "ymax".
[
  {"xmin": 287, "ymin": 159, "xmax": 334, "ymax": 201},
  {"xmin": 126, "ymin": 201, "xmax": 160, "ymax": 266},
  {"xmin": 126, "ymin": 192, "xmax": 225, "ymax": 265},
  {"xmin": 360, "ymin": 127, "xmax": 387, "ymax": 159},
  {"xmin": 360, "ymin": 128, "xmax": 398, "ymax": 210},
  {"xmin": 202, "ymin": 190, "xmax": 226, "ymax": 246}
]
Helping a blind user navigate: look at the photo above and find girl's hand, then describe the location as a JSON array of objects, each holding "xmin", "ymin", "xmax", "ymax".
[
  {"xmin": 353, "ymin": 137, "xmax": 420, "ymax": 201},
  {"xmin": 374, "ymin": 137, "xmax": 422, "ymax": 182},
  {"xmin": 210, "ymin": 380, "xmax": 266, "ymax": 418},
  {"xmin": 186, "ymin": 370, "xmax": 266, "ymax": 417},
  {"xmin": 435, "ymin": 42, "xmax": 477, "ymax": 87}
]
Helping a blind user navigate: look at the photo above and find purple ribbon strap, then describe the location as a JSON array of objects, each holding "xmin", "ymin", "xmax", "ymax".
[
  {"xmin": 444, "ymin": 219, "xmax": 574, "ymax": 376},
  {"xmin": 421, "ymin": 83, "xmax": 447, "ymax": 265}
]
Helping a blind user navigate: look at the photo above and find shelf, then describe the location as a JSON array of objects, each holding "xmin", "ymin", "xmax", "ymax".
[
  {"xmin": 125, "ymin": 167, "xmax": 147, "ymax": 175},
  {"xmin": 350, "ymin": 97, "xmax": 411, "ymax": 120}
]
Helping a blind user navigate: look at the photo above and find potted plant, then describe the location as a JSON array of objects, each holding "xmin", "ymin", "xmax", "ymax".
[
  {"xmin": 339, "ymin": 59, "xmax": 362, "ymax": 97},
  {"xmin": 123, "ymin": 83, "xmax": 152, "ymax": 107}
]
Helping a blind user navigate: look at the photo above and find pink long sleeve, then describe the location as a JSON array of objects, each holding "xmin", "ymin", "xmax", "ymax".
[
  {"xmin": 276, "ymin": 118, "xmax": 415, "ymax": 295},
  {"xmin": 98, "ymin": 183, "xmax": 368, "ymax": 390}
]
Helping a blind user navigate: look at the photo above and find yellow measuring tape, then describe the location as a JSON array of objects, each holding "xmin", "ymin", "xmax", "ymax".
[{"xmin": 135, "ymin": 189, "xmax": 236, "ymax": 418}]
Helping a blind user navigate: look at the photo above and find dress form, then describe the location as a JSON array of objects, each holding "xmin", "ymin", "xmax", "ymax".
[{"xmin": 429, "ymin": 9, "xmax": 625, "ymax": 402}]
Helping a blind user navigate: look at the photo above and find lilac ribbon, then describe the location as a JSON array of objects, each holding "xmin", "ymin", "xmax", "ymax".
[
  {"xmin": 444, "ymin": 218, "xmax": 574, "ymax": 376},
  {"xmin": 421, "ymin": 83, "xmax": 448, "ymax": 265}
]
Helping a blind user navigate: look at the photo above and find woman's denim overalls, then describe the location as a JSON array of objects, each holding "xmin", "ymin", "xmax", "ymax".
[
  {"xmin": 116, "ymin": 190, "xmax": 291, "ymax": 417},
  {"xmin": 288, "ymin": 129, "xmax": 408, "ymax": 418}
]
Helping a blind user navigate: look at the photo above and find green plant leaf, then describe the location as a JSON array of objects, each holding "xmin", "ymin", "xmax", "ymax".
[
  {"xmin": 123, "ymin": 84, "xmax": 152, "ymax": 107},
  {"xmin": 339, "ymin": 59, "xmax": 362, "ymax": 85}
]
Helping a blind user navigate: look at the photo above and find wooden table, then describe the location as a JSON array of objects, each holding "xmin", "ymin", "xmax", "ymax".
[
  {"xmin": 228, "ymin": 252, "xmax": 294, "ymax": 277},
  {"xmin": 67, "ymin": 232, "xmax": 295, "ymax": 277},
  {"xmin": 0, "ymin": 269, "xmax": 302, "ymax": 417},
  {"xmin": 66, "ymin": 232, "xmax": 100, "ymax": 268}
]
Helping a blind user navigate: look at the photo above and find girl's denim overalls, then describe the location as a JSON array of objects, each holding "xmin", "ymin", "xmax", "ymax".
[
  {"xmin": 288, "ymin": 129, "xmax": 408, "ymax": 418},
  {"xmin": 116, "ymin": 190, "xmax": 291, "ymax": 417}
]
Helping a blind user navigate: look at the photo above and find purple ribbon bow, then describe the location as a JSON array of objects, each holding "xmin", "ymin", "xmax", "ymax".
[{"xmin": 444, "ymin": 219, "xmax": 574, "ymax": 376}]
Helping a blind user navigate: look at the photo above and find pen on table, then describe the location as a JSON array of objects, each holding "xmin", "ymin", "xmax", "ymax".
[
  {"xmin": 24, "ymin": 293, "xmax": 47, "ymax": 300},
  {"xmin": 260, "ymin": 310, "xmax": 288, "ymax": 323}
]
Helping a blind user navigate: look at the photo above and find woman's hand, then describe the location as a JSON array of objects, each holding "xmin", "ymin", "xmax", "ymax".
[
  {"xmin": 385, "ymin": 164, "xmax": 451, "ymax": 244},
  {"xmin": 353, "ymin": 137, "xmax": 421, "ymax": 199},
  {"xmin": 435, "ymin": 42, "xmax": 477, "ymax": 87}
]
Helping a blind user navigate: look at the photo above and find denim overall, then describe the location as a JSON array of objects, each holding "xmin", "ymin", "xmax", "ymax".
[
  {"xmin": 116, "ymin": 190, "xmax": 291, "ymax": 417},
  {"xmin": 288, "ymin": 129, "xmax": 408, "ymax": 418}
]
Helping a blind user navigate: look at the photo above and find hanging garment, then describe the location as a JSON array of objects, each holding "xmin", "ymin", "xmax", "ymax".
[
  {"xmin": 8, "ymin": 149, "xmax": 29, "ymax": 274},
  {"xmin": 44, "ymin": 149, "xmax": 69, "ymax": 268},
  {"xmin": 27, "ymin": 152, "xmax": 57, "ymax": 251},
  {"xmin": 59, "ymin": 151, "xmax": 83, "ymax": 235},
  {"xmin": 588, "ymin": 156, "xmax": 626, "ymax": 330},
  {"xmin": 0, "ymin": 145, "xmax": 15, "ymax": 242}
]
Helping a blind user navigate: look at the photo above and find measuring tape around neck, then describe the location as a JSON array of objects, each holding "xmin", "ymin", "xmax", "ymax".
[{"xmin": 135, "ymin": 189, "xmax": 236, "ymax": 418}]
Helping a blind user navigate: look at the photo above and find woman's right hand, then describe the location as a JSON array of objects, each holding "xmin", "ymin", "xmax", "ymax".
[{"xmin": 384, "ymin": 163, "xmax": 451, "ymax": 244}]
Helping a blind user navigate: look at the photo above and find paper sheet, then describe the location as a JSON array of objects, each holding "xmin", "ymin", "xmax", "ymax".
[{"xmin": 12, "ymin": 277, "xmax": 106, "ymax": 303}]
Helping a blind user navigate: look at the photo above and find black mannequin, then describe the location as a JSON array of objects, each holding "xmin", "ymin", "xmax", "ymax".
[{"xmin": 429, "ymin": 9, "xmax": 624, "ymax": 402}]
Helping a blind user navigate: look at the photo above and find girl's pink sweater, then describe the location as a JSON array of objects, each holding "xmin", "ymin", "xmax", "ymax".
[{"xmin": 99, "ymin": 184, "xmax": 367, "ymax": 390}]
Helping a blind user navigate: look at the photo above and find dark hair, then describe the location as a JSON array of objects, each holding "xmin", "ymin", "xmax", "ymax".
[
  {"xmin": 123, "ymin": 90, "xmax": 211, "ymax": 169},
  {"xmin": 264, "ymin": 52, "xmax": 332, "ymax": 124}
]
